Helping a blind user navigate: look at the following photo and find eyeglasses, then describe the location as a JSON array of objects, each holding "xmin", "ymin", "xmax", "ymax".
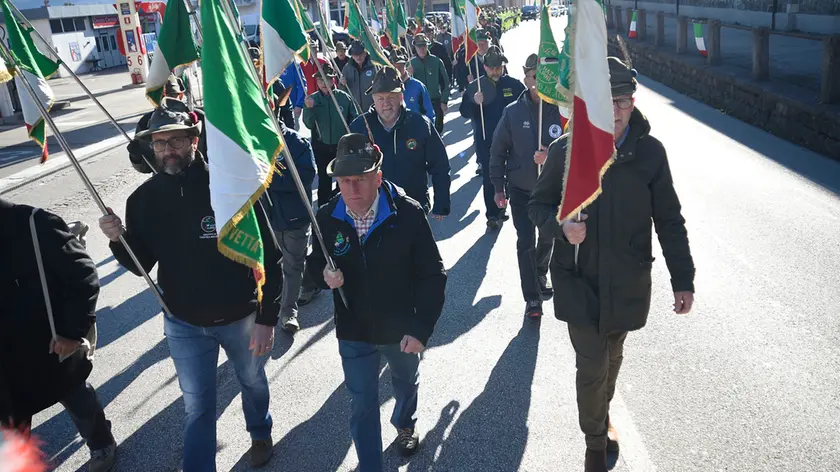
[
  {"xmin": 613, "ymin": 98, "xmax": 633, "ymax": 110},
  {"xmin": 151, "ymin": 136, "xmax": 191, "ymax": 152}
]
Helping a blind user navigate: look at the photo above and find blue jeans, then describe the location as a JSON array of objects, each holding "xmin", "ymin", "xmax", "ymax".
[
  {"xmin": 164, "ymin": 313, "xmax": 273, "ymax": 472},
  {"xmin": 339, "ymin": 340, "xmax": 420, "ymax": 472}
]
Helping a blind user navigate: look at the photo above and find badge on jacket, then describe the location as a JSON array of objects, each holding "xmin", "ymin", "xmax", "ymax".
[
  {"xmin": 549, "ymin": 124, "xmax": 562, "ymax": 138},
  {"xmin": 200, "ymin": 216, "xmax": 217, "ymax": 240},
  {"xmin": 503, "ymin": 87, "xmax": 513, "ymax": 98},
  {"xmin": 406, "ymin": 138, "xmax": 417, "ymax": 150},
  {"xmin": 366, "ymin": 70, "xmax": 373, "ymax": 77},
  {"xmin": 334, "ymin": 231, "xmax": 351, "ymax": 256}
]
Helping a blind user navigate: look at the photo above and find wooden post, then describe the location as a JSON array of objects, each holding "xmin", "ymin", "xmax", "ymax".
[
  {"xmin": 637, "ymin": 10, "xmax": 647, "ymax": 40},
  {"xmin": 676, "ymin": 16, "xmax": 688, "ymax": 54},
  {"xmin": 821, "ymin": 35, "xmax": 840, "ymax": 104},
  {"xmin": 707, "ymin": 19, "xmax": 721, "ymax": 65},
  {"xmin": 752, "ymin": 27, "xmax": 770, "ymax": 80},
  {"xmin": 615, "ymin": 6, "xmax": 623, "ymax": 33},
  {"xmin": 656, "ymin": 11, "xmax": 665, "ymax": 46}
]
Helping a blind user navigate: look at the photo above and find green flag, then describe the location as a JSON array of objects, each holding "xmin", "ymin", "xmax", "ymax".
[
  {"xmin": 536, "ymin": 0, "xmax": 562, "ymax": 105},
  {"xmin": 385, "ymin": 0, "xmax": 405, "ymax": 42},
  {"xmin": 555, "ymin": 7, "xmax": 572, "ymax": 104},
  {"xmin": 369, "ymin": 0, "xmax": 382, "ymax": 33},
  {"xmin": 293, "ymin": 0, "xmax": 316, "ymax": 32},
  {"xmin": 395, "ymin": 0, "xmax": 408, "ymax": 33},
  {"xmin": 347, "ymin": 0, "xmax": 392, "ymax": 67},
  {"xmin": 146, "ymin": 0, "xmax": 199, "ymax": 106},
  {"xmin": 1, "ymin": 0, "xmax": 58, "ymax": 163},
  {"xmin": 201, "ymin": 0, "xmax": 282, "ymax": 300},
  {"xmin": 315, "ymin": 1, "xmax": 335, "ymax": 50},
  {"xmin": 415, "ymin": 0, "xmax": 424, "ymax": 27},
  {"xmin": 263, "ymin": 0, "xmax": 309, "ymax": 88}
]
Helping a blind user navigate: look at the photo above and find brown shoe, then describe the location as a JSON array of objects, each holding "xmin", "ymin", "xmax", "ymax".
[
  {"xmin": 607, "ymin": 421, "xmax": 619, "ymax": 453},
  {"xmin": 584, "ymin": 449, "xmax": 608, "ymax": 472}
]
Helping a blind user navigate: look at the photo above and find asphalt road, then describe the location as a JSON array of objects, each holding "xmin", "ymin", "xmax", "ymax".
[{"xmin": 7, "ymin": 18, "xmax": 840, "ymax": 472}]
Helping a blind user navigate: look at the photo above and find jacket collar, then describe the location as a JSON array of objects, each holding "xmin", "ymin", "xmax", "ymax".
[
  {"xmin": 615, "ymin": 108, "xmax": 652, "ymax": 162},
  {"xmin": 331, "ymin": 180, "xmax": 401, "ymax": 236}
]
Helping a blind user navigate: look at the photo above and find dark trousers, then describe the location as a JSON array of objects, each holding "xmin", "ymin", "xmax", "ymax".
[
  {"xmin": 432, "ymin": 99, "xmax": 445, "ymax": 134},
  {"xmin": 312, "ymin": 140, "xmax": 338, "ymax": 206},
  {"xmin": 567, "ymin": 323, "xmax": 628, "ymax": 451},
  {"xmin": 478, "ymin": 151, "xmax": 504, "ymax": 221},
  {"xmin": 339, "ymin": 340, "xmax": 420, "ymax": 472},
  {"xmin": 509, "ymin": 187, "xmax": 554, "ymax": 302},
  {"xmin": 9, "ymin": 382, "xmax": 114, "ymax": 451}
]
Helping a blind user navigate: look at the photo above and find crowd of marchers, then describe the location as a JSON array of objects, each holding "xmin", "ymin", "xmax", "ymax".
[{"xmin": 0, "ymin": 13, "xmax": 695, "ymax": 472}]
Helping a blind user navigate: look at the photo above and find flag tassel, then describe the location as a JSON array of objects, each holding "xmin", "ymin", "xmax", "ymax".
[{"xmin": 0, "ymin": 39, "xmax": 174, "ymax": 318}]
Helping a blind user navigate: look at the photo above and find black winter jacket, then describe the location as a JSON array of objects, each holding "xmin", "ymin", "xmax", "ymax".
[
  {"xmin": 265, "ymin": 126, "xmax": 316, "ymax": 232},
  {"xmin": 306, "ymin": 181, "xmax": 447, "ymax": 346},
  {"xmin": 109, "ymin": 157, "xmax": 282, "ymax": 327},
  {"xmin": 0, "ymin": 199, "xmax": 98, "ymax": 421},
  {"xmin": 490, "ymin": 90, "xmax": 565, "ymax": 193},
  {"xmin": 528, "ymin": 108, "xmax": 695, "ymax": 334},
  {"xmin": 460, "ymin": 74, "xmax": 525, "ymax": 160}
]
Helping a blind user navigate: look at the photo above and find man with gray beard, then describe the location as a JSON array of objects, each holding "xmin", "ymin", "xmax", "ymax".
[{"xmin": 97, "ymin": 98, "xmax": 282, "ymax": 471}]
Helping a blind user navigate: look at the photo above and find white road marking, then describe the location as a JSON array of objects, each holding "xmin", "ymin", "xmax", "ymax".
[{"xmin": 611, "ymin": 390, "xmax": 658, "ymax": 471}]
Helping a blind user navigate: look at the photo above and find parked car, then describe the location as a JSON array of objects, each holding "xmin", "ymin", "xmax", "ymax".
[
  {"xmin": 425, "ymin": 12, "xmax": 451, "ymax": 23},
  {"xmin": 310, "ymin": 21, "xmax": 350, "ymax": 48},
  {"xmin": 521, "ymin": 5, "xmax": 538, "ymax": 20}
]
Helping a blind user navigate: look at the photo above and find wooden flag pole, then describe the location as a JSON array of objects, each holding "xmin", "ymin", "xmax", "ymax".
[
  {"xmin": 0, "ymin": 40, "xmax": 173, "ymax": 318},
  {"xmin": 538, "ymin": 98, "xmax": 543, "ymax": 174},
  {"xmin": 463, "ymin": 3, "xmax": 486, "ymax": 140}
]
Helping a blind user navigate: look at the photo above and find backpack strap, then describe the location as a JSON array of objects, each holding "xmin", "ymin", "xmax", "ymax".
[{"xmin": 28, "ymin": 208, "xmax": 58, "ymax": 343}]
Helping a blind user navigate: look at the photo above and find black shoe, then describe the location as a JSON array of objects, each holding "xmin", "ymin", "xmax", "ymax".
[
  {"xmin": 88, "ymin": 442, "xmax": 117, "ymax": 472},
  {"xmin": 538, "ymin": 275, "xmax": 554, "ymax": 301},
  {"xmin": 280, "ymin": 314, "xmax": 300, "ymax": 333},
  {"xmin": 486, "ymin": 218, "xmax": 502, "ymax": 230},
  {"xmin": 476, "ymin": 163, "xmax": 483, "ymax": 175},
  {"xmin": 395, "ymin": 428, "xmax": 420, "ymax": 457},
  {"xmin": 500, "ymin": 212, "xmax": 510, "ymax": 222},
  {"xmin": 525, "ymin": 300, "xmax": 543, "ymax": 318},
  {"xmin": 297, "ymin": 287, "xmax": 321, "ymax": 306},
  {"xmin": 584, "ymin": 448, "xmax": 608, "ymax": 472},
  {"xmin": 606, "ymin": 422, "xmax": 619, "ymax": 454},
  {"xmin": 248, "ymin": 438, "xmax": 273, "ymax": 468}
]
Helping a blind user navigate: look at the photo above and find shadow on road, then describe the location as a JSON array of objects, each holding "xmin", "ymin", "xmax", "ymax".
[
  {"xmin": 431, "ymin": 174, "xmax": 483, "ymax": 243},
  {"xmin": 643, "ymin": 77, "xmax": 840, "ymax": 196},
  {"xmin": 95, "ymin": 288, "xmax": 161, "ymax": 351},
  {"xmin": 426, "ymin": 318, "xmax": 540, "ymax": 471}
]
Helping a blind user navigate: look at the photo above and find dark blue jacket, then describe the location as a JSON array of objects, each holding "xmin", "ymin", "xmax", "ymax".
[
  {"xmin": 460, "ymin": 74, "xmax": 525, "ymax": 161},
  {"xmin": 264, "ymin": 126, "xmax": 316, "ymax": 232},
  {"xmin": 349, "ymin": 108, "xmax": 451, "ymax": 216}
]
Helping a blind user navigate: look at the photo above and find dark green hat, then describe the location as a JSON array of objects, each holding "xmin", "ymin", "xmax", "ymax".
[
  {"xmin": 164, "ymin": 75, "xmax": 185, "ymax": 96},
  {"xmin": 523, "ymin": 53, "xmax": 538, "ymax": 72},
  {"xmin": 136, "ymin": 97, "xmax": 201, "ymax": 139},
  {"xmin": 608, "ymin": 56, "xmax": 638, "ymax": 96},
  {"xmin": 389, "ymin": 48, "xmax": 408, "ymax": 64},
  {"xmin": 327, "ymin": 133, "xmax": 383, "ymax": 177},
  {"xmin": 413, "ymin": 33, "xmax": 429, "ymax": 46},
  {"xmin": 314, "ymin": 63, "xmax": 337, "ymax": 81},
  {"xmin": 475, "ymin": 28, "xmax": 490, "ymax": 41},
  {"xmin": 349, "ymin": 40, "xmax": 366, "ymax": 55},
  {"xmin": 335, "ymin": 41, "xmax": 347, "ymax": 51},
  {"xmin": 366, "ymin": 66, "xmax": 405, "ymax": 94},
  {"xmin": 483, "ymin": 45, "xmax": 507, "ymax": 67}
]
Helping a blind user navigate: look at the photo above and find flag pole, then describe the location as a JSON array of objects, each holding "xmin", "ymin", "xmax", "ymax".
[
  {"xmin": 0, "ymin": 40, "xmax": 173, "ymax": 318},
  {"xmin": 220, "ymin": 0, "xmax": 352, "ymax": 311},
  {"xmin": 464, "ymin": 3, "xmax": 486, "ymax": 140},
  {"xmin": 537, "ymin": 98, "xmax": 543, "ymax": 174},
  {"xmin": 6, "ymin": 1, "xmax": 158, "ymax": 173},
  {"xmin": 310, "ymin": 27, "xmax": 354, "ymax": 135}
]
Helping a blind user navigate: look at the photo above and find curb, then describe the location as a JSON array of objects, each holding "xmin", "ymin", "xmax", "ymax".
[{"xmin": 0, "ymin": 100, "xmax": 74, "ymax": 125}]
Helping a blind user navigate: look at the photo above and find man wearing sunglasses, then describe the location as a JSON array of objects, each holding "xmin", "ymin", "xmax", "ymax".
[
  {"xmin": 97, "ymin": 98, "xmax": 282, "ymax": 471},
  {"xmin": 529, "ymin": 57, "xmax": 696, "ymax": 472}
]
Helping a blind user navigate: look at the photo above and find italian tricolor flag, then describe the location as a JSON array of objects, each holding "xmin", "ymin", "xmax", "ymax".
[
  {"xmin": 146, "ymin": 0, "xmax": 199, "ymax": 106},
  {"xmin": 262, "ymin": 0, "xmax": 309, "ymax": 90},
  {"xmin": 557, "ymin": 0, "xmax": 616, "ymax": 222},
  {"xmin": 694, "ymin": 22, "xmax": 707, "ymax": 57},
  {"xmin": 450, "ymin": 0, "xmax": 478, "ymax": 56},
  {"xmin": 2, "ymin": 0, "xmax": 58, "ymax": 164},
  {"xmin": 628, "ymin": 10, "xmax": 637, "ymax": 38},
  {"xmin": 201, "ymin": 0, "xmax": 282, "ymax": 299}
]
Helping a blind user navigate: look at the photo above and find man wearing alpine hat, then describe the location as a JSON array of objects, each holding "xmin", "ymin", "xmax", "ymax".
[
  {"xmin": 490, "ymin": 53, "xmax": 564, "ymax": 318},
  {"xmin": 390, "ymin": 47, "xmax": 435, "ymax": 123},
  {"xmin": 460, "ymin": 45, "xmax": 525, "ymax": 229},
  {"xmin": 410, "ymin": 33, "xmax": 450, "ymax": 134},
  {"xmin": 98, "ymin": 98, "xmax": 282, "ymax": 471},
  {"xmin": 349, "ymin": 66, "xmax": 451, "ymax": 219},
  {"xmin": 306, "ymin": 133, "xmax": 447, "ymax": 472},
  {"xmin": 529, "ymin": 57, "xmax": 695, "ymax": 472}
]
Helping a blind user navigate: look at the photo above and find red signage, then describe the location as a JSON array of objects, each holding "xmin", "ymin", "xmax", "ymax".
[{"xmin": 92, "ymin": 14, "xmax": 119, "ymax": 29}]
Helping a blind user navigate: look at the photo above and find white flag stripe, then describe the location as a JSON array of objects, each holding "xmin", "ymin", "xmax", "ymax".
[
  {"xmin": 262, "ymin": 18, "xmax": 296, "ymax": 86},
  {"xmin": 16, "ymin": 69, "xmax": 53, "ymax": 130},
  {"xmin": 574, "ymin": 0, "xmax": 613, "ymax": 133},
  {"xmin": 146, "ymin": 53, "xmax": 171, "ymax": 95},
  {"xmin": 206, "ymin": 120, "xmax": 273, "ymax": 229}
]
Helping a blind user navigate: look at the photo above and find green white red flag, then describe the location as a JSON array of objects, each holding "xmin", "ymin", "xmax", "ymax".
[
  {"xmin": 262, "ymin": 0, "xmax": 309, "ymax": 90},
  {"xmin": 557, "ymin": 0, "xmax": 616, "ymax": 222},
  {"xmin": 146, "ymin": 0, "xmax": 199, "ymax": 106},
  {"xmin": 693, "ymin": 23, "xmax": 707, "ymax": 56},
  {"xmin": 201, "ymin": 0, "xmax": 283, "ymax": 300},
  {"xmin": 629, "ymin": 10, "xmax": 637, "ymax": 38},
  {"xmin": 1, "ymin": 0, "xmax": 58, "ymax": 164}
]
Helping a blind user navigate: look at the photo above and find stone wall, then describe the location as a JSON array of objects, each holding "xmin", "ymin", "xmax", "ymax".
[
  {"xmin": 607, "ymin": 36, "xmax": 840, "ymax": 159},
  {"xmin": 618, "ymin": 0, "xmax": 839, "ymax": 15}
]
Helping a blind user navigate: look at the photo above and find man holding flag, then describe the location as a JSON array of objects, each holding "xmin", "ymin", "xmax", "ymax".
[
  {"xmin": 528, "ymin": 48, "xmax": 696, "ymax": 472},
  {"xmin": 98, "ymin": 99, "xmax": 282, "ymax": 470}
]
